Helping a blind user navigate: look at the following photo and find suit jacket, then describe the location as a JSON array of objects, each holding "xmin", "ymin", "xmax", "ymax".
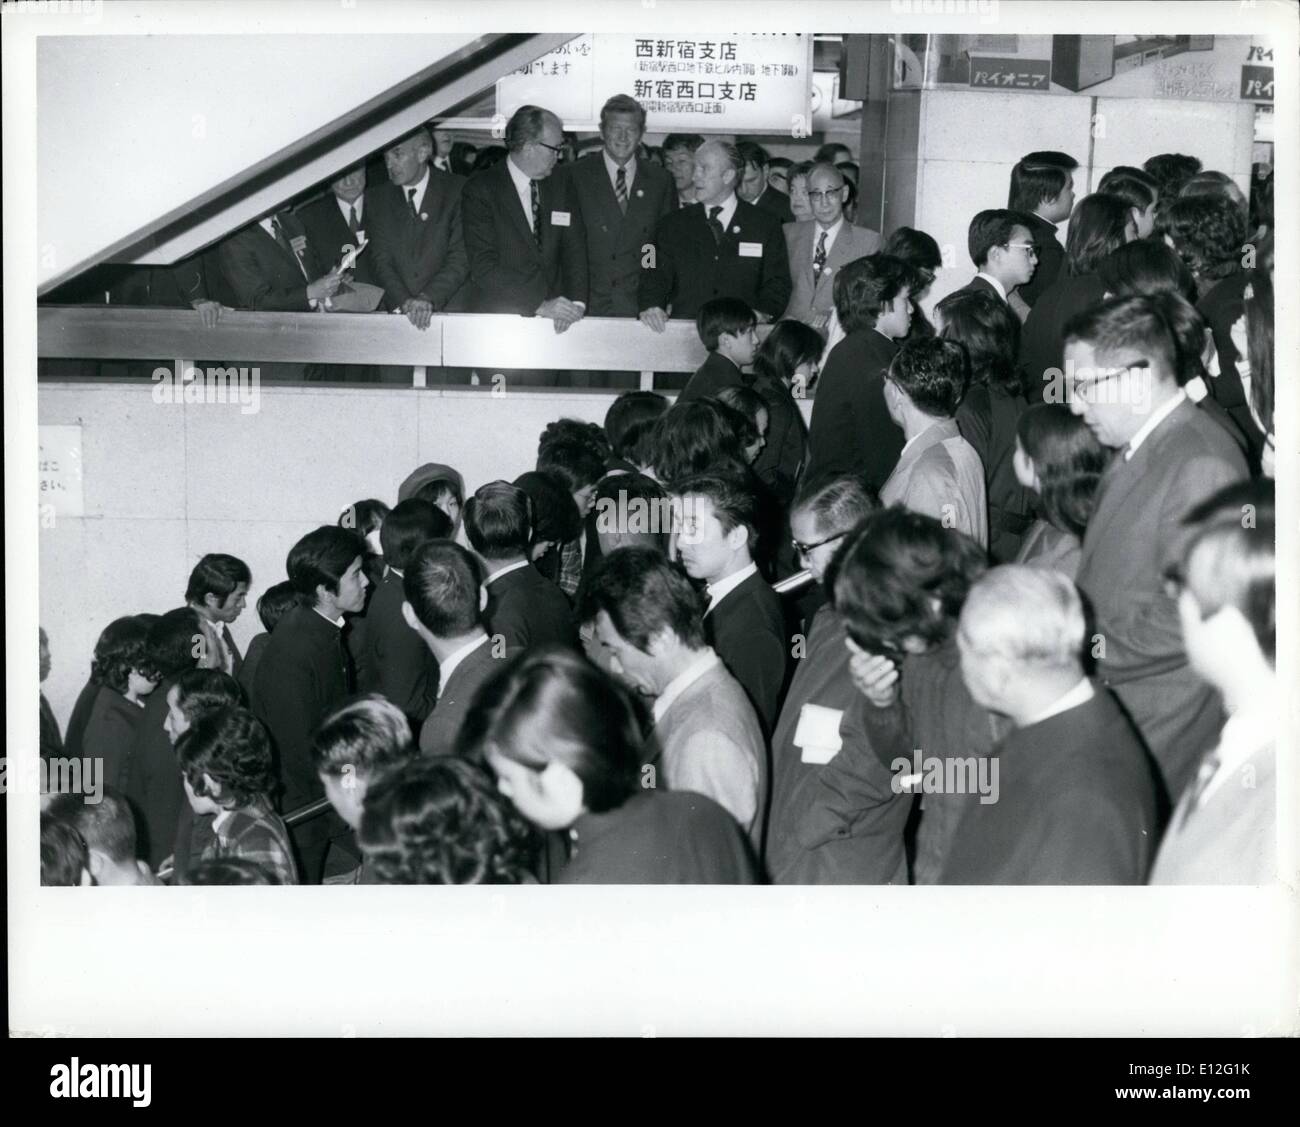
[
  {"xmin": 750, "ymin": 374, "xmax": 808, "ymax": 506},
  {"xmin": 40, "ymin": 693, "xmax": 63, "ymax": 761},
  {"xmin": 418, "ymin": 636, "xmax": 503, "ymax": 755},
  {"xmin": 955, "ymin": 385, "xmax": 1033, "ymax": 560},
  {"xmin": 355, "ymin": 570, "xmax": 440, "ymax": 727},
  {"xmin": 83, "ymin": 687, "xmax": 148, "ymax": 795},
  {"xmin": 483, "ymin": 563, "xmax": 578, "ymax": 652},
  {"xmin": 460, "ymin": 159, "xmax": 588, "ymax": 314},
  {"xmin": 122, "ymin": 673, "xmax": 186, "ymax": 868},
  {"xmin": 216, "ymin": 212, "xmax": 324, "ymax": 312},
  {"xmin": 1075, "ymin": 398, "xmax": 1247, "ymax": 805},
  {"xmin": 679, "ymin": 351, "xmax": 744, "ymax": 402},
  {"xmin": 782, "ymin": 219, "xmax": 882, "ymax": 325},
  {"xmin": 639, "ymin": 198, "xmax": 792, "ymax": 321},
  {"xmin": 295, "ymin": 190, "xmax": 380, "ymax": 288},
  {"xmin": 62, "ymin": 676, "xmax": 100, "ymax": 761},
  {"xmin": 1197, "ymin": 269, "xmax": 1266, "ymax": 467},
  {"xmin": 705, "ymin": 569, "xmax": 788, "ymax": 735},
  {"xmin": 1019, "ymin": 271, "xmax": 1108, "ymax": 404},
  {"xmin": 238, "ymin": 632, "xmax": 269, "ymax": 700},
  {"xmin": 1015, "ymin": 211, "xmax": 1066, "ymax": 308},
  {"xmin": 939, "ymin": 686, "xmax": 1157, "ymax": 884},
  {"xmin": 880, "ymin": 418, "xmax": 989, "ymax": 549},
  {"xmin": 250, "ymin": 605, "xmax": 351, "ymax": 846},
  {"xmin": 805, "ymin": 329, "xmax": 902, "ymax": 492},
  {"xmin": 754, "ymin": 185, "xmax": 795, "ymax": 224},
  {"xmin": 946, "ymin": 274, "xmax": 1006, "ymax": 304},
  {"xmin": 564, "ymin": 154, "xmax": 674, "ymax": 317},
  {"xmin": 366, "ymin": 170, "xmax": 469, "ymax": 311}
]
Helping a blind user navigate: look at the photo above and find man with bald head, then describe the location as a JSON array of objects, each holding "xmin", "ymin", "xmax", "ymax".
[
  {"xmin": 638, "ymin": 139, "xmax": 791, "ymax": 333},
  {"xmin": 782, "ymin": 162, "xmax": 882, "ymax": 331}
]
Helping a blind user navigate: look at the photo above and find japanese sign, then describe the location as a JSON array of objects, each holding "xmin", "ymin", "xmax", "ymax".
[
  {"xmin": 39, "ymin": 425, "xmax": 84, "ymax": 518},
  {"xmin": 969, "ymin": 57, "xmax": 1051, "ymax": 91},
  {"xmin": 498, "ymin": 34, "xmax": 813, "ymax": 133}
]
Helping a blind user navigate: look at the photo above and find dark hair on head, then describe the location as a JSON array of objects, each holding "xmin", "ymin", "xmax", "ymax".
[
  {"xmin": 1020, "ymin": 150, "xmax": 1079, "ymax": 170},
  {"xmin": 1180, "ymin": 171, "xmax": 1249, "ymax": 222},
  {"xmin": 1063, "ymin": 293, "xmax": 1179, "ymax": 384},
  {"xmin": 142, "ymin": 607, "xmax": 205, "ymax": 682},
  {"xmin": 359, "ymin": 757, "xmax": 538, "ymax": 884},
  {"xmin": 459, "ymin": 647, "xmax": 643, "ymax": 815},
  {"xmin": 449, "ymin": 141, "xmax": 477, "ymax": 177},
  {"xmin": 176, "ymin": 706, "xmax": 276, "ymax": 810},
  {"xmin": 1098, "ymin": 238, "xmax": 1196, "ymax": 302},
  {"xmin": 1143, "ymin": 153, "xmax": 1202, "ymax": 197},
  {"xmin": 463, "ymin": 481, "xmax": 533, "ymax": 559},
  {"xmin": 604, "ymin": 391, "xmax": 669, "ymax": 466},
  {"xmin": 172, "ymin": 668, "xmax": 244, "ymax": 728},
  {"xmin": 185, "ymin": 553, "xmax": 252, "ymax": 607},
  {"xmin": 591, "ymin": 473, "xmax": 670, "ymax": 552},
  {"xmin": 1146, "ymin": 291, "xmax": 1212, "ymax": 386},
  {"xmin": 582, "ymin": 546, "xmax": 705, "ymax": 651},
  {"xmin": 832, "ymin": 507, "xmax": 987, "ymax": 656},
  {"xmin": 706, "ymin": 394, "xmax": 759, "ymax": 454},
  {"xmin": 287, "ymin": 526, "xmax": 366, "ymax": 600},
  {"xmin": 650, "ymin": 399, "xmax": 748, "ymax": 484},
  {"xmin": 791, "ymin": 473, "xmax": 879, "ymax": 538},
  {"xmin": 967, "ymin": 209, "xmax": 1036, "ymax": 268},
  {"xmin": 187, "ymin": 857, "xmax": 280, "ymax": 885},
  {"xmin": 379, "ymin": 499, "xmax": 451, "ymax": 570},
  {"xmin": 537, "ymin": 437, "xmax": 607, "ymax": 495},
  {"xmin": 1008, "ymin": 158, "xmax": 1074, "ymax": 212},
  {"xmin": 514, "ymin": 470, "xmax": 581, "ymax": 546},
  {"xmin": 835, "ymin": 160, "xmax": 859, "ymax": 181},
  {"xmin": 672, "ymin": 470, "xmax": 760, "ymax": 551},
  {"xmin": 715, "ymin": 385, "xmax": 768, "ymax": 443},
  {"xmin": 256, "ymin": 580, "xmax": 299, "ymax": 633},
  {"xmin": 696, "ymin": 297, "xmax": 756, "ymax": 352},
  {"xmin": 1161, "ymin": 194, "xmax": 1247, "ymax": 282},
  {"xmin": 413, "ymin": 477, "xmax": 462, "ymax": 509},
  {"xmin": 472, "ymin": 145, "xmax": 508, "ymax": 172},
  {"xmin": 886, "ymin": 338, "xmax": 968, "ymax": 418},
  {"xmin": 789, "ymin": 159, "xmax": 815, "ymax": 183},
  {"xmin": 736, "ymin": 139, "xmax": 769, "ymax": 170},
  {"xmin": 403, "ymin": 539, "xmax": 484, "ymax": 638},
  {"xmin": 1251, "ymin": 169, "xmax": 1273, "ymax": 231},
  {"xmin": 504, "ymin": 104, "xmax": 559, "ymax": 153},
  {"xmin": 814, "ymin": 141, "xmax": 852, "ymax": 163},
  {"xmin": 312, "ymin": 694, "xmax": 415, "ymax": 780},
  {"xmin": 833, "ymin": 254, "xmax": 916, "ymax": 333},
  {"xmin": 600, "ymin": 92, "xmax": 646, "ymax": 131},
  {"xmin": 90, "ymin": 615, "xmax": 152, "ymax": 694},
  {"xmin": 935, "ymin": 289, "xmax": 1023, "ymax": 397},
  {"xmin": 661, "ymin": 132, "xmax": 704, "ymax": 155},
  {"xmin": 47, "ymin": 787, "xmax": 137, "ymax": 866},
  {"xmin": 1098, "ymin": 171, "xmax": 1156, "ymax": 215},
  {"xmin": 1015, "ymin": 404, "xmax": 1107, "ymax": 538},
  {"xmin": 538, "ymin": 418, "xmax": 610, "ymax": 464},
  {"xmin": 1065, "ymin": 193, "xmax": 1133, "ymax": 276},
  {"xmin": 1245, "ymin": 270, "xmax": 1274, "ymax": 434},
  {"xmin": 767, "ymin": 156, "xmax": 792, "ymax": 173},
  {"xmin": 882, "ymin": 226, "xmax": 942, "ymax": 272},
  {"xmin": 338, "ymin": 500, "xmax": 389, "ymax": 538},
  {"xmin": 41, "ymin": 813, "xmax": 88, "ymax": 886},
  {"xmin": 751, "ymin": 318, "xmax": 825, "ymax": 389}
]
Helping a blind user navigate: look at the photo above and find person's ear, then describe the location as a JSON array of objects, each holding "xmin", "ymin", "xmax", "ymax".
[
  {"xmin": 478, "ymin": 585, "xmax": 489, "ymax": 613},
  {"xmin": 201, "ymin": 772, "xmax": 222, "ymax": 802},
  {"xmin": 204, "ymin": 592, "xmax": 222, "ymax": 613},
  {"xmin": 724, "ymin": 522, "xmax": 749, "ymax": 553},
  {"xmin": 645, "ymin": 624, "xmax": 675, "ymax": 659},
  {"xmin": 401, "ymin": 601, "xmax": 429, "ymax": 641}
]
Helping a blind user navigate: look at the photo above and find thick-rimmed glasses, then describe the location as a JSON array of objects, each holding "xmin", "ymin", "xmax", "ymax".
[
  {"xmin": 534, "ymin": 140, "xmax": 565, "ymax": 156},
  {"xmin": 1005, "ymin": 242, "xmax": 1039, "ymax": 258},
  {"xmin": 792, "ymin": 531, "xmax": 845, "ymax": 558}
]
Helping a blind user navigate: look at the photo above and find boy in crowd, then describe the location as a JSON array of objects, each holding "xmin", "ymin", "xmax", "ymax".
[
  {"xmin": 1007, "ymin": 152, "xmax": 1077, "ymax": 306},
  {"xmin": 950, "ymin": 209, "xmax": 1039, "ymax": 310},
  {"xmin": 185, "ymin": 553, "xmax": 252, "ymax": 676},
  {"xmin": 237, "ymin": 580, "xmax": 298, "ymax": 698},
  {"xmin": 679, "ymin": 298, "xmax": 759, "ymax": 402},
  {"xmin": 47, "ymin": 789, "xmax": 159, "ymax": 886}
]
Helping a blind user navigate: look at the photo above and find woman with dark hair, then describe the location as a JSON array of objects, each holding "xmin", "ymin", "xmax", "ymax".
[
  {"xmin": 358, "ymin": 757, "xmax": 538, "ymax": 884},
  {"xmin": 64, "ymin": 616, "xmax": 159, "ymax": 778},
  {"xmin": 513, "ymin": 469, "xmax": 582, "ymax": 587},
  {"xmin": 648, "ymin": 398, "xmax": 749, "ymax": 485},
  {"xmin": 465, "ymin": 648, "xmax": 757, "ymax": 883},
  {"xmin": 882, "ymin": 226, "xmax": 942, "ymax": 342},
  {"xmin": 1233, "ymin": 270, "xmax": 1275, "ymax": 477},
  {"xmin": 603, "ymin": 390, "xmax": 669, "ymax": 474},
  {"xmin": 1020, "ymin": 193, "xmax": 1134, "ymax": 404},
  {"xmin": 1011, "ymin": 404, "xmax": 1107, "ymax": 578},
  {"xmin": 746, "ymin": 319, "xmax": 819, "ymax": 505},
  {"xmin": 937, "ymin": 289, "xmax": 1034, "ymax": 562},
  {"xmin": 828, "ymin": 507, "xmax": 991, "ymax": 883},
  {"xmin": 714, "ymin": 385, "xmax": 768, "ymax": 464}
]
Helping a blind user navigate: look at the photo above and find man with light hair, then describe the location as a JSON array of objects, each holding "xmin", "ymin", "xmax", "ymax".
[{"xmin": 941, "ymin": 565, "xmax": 1157, "ymax": 884}]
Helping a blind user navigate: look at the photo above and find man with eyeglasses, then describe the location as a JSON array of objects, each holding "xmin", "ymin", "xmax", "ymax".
[
  {"xmin": 460, "ymin": 103, "xmax": 589, "ymax": 384},
  {"xmin": 1064, "ymin": 294, "xmax": 1247, "ymax": 810},
  {"xmin": 948, "ymin": 209, "xmax": 1038, "ymax": 312},
  {"xmin": 781, "ymin": 162, "xmax": 882, "ymax": 331}
]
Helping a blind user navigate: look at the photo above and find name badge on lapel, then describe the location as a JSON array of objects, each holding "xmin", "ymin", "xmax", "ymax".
[
  {"xmin": 551, "ymin": 210, "xmax": 571, "ymax": 227},
  {"xmin": 794, "ymin": 703, "xmax": 844, "ymax": 765},
  {"xmin": 738, "ymin": 241, "xmax": 763, "ymax": 258}
]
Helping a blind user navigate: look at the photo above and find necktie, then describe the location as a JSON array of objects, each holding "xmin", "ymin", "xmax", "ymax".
[
  {"xmin": 813, "ymin": 230, "xmax": 828, "ymax": 278},
  {"xmin": 406, "ymin": 187, "xmax": 419, "ymax": 221},
  {"xmin": 272, "ymin": 218, "xmax": 311, "ymax": 281},
  {"xmin": 707, "ymin": 205, "xmax": 724, "ymax": 246},
  {"xmin": 530, "ymin": 179, "xmax": 543, "ymax": 250},
  {"xmin": 615, "ymin": 166, "xmax": 628, "ymax": 214},
  {"xmin": 348, "ymin": 204, "xmax": 359, "ymax": 235}
]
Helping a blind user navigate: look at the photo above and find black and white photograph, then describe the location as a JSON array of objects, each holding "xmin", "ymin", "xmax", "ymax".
[{"xmin": 6, "ymin": 0, "xmax": 1297, "ymax": 1069}]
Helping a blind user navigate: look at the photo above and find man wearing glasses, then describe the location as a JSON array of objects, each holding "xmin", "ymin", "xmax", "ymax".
[
  {"xmin": 781, "ymin": 162, "xmax": 882, "ymax": 331},
  {"xmin": 460, "ymin": 103, "xmax": 589, "ymax": 383},
  {"xmin": 948, "ymin": 209, "xmax": 1039, "ymax": 311},
  {"xmin": 1064, "ymin": 294, "xmax": 1247, "ymax": 810}
]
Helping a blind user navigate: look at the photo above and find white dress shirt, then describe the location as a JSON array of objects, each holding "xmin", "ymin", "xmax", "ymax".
[
  {"xmin": 603, "ymin": 150, "xmax": 637, "ymax": 196},
  {"xmin": 335, "ymin": 193, "xmax": 364, "ymax": 229},
  {"xmin": 484, "ymin": 559, "xmax": 531, "ymax": 585},
  {"xmin": 402, "ymin": 166, "xmax": 431, "ymax": 216},
  {"xmin": 1125, "ymin": 389, "xmax": 1186, "ymax": 461},
  {"xmin": 812, "ymin": 216, "xmax": 845, "ymax": 268},
  {"xmin": 436, "ymin": 633, "xmax": 490, "ymax": 698},
  {"xmin": 506, "ymin": 156, "xmax": 538, "ymax": 233},
  {"xmin": 652, "ymin": 648, "xmax": 721, "ymax": 724},
  {"xmin": 702, "ymin": 192, "xmax": 739, "ymax": 232},
  {"xmin": 704, "ymin": 560, "xmax": 758, "ymax": 615}
]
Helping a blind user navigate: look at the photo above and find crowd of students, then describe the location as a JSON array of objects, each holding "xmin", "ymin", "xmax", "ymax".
[{"xmin": 39, "ymin": 129, "xmax": 1277, "ymax": 887}]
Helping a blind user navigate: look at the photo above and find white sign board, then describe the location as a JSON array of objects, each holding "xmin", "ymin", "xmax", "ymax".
[
  {"xmin": 39, "ymin": 425, "xmax": 84, "ymax": 519},
  {"xmin": 498, "ymin": 33, "xmax": 813, "ymax": 134}
]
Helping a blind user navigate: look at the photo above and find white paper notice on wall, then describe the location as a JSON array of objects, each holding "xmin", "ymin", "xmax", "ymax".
[{"xmin": 39, "ymin": 425, "xmax": 84, "ymax": 518}]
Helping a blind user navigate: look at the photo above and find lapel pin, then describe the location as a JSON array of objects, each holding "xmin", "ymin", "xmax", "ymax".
[
  {"xmin": 636, "ymin": 189, "xmax": 644, "ymax": 198},
  {"xmin": 732, "ymin": 226, "xmax": 740, "ymax": 234},
  {"xmin": 420, "ymin": 212, "xmax": 428, "ymax": 221}
]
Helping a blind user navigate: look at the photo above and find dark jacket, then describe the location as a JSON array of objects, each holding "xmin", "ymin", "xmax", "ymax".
[
  {"xmin": 678, "ymin": 351, "xmax": 744, "ymax": 402},
  {"xmin": 956, "ymin": 384, "xmax": 1034, "ymax": 562},
  {"xmin": 82, "ymin": 687, "xmax": 148, "ymax": 794},
  {"xmin": 750, "ymin": 375, "xmax": 808, "ymax": 507},
  {"xmin": 295, "ymin": 189, "xmax": 381, "ymax": 288},
  {"xmin": 704, "ymin": 568, "xmax": 788, "ymax": 734},
  {"xmin": 355, "ymin": 570, "xmax": 440, "ymax": 728},
  {"xmin": 122, "ymin": 673, "xmax": 185, "ymax": 868},
  {"xmin": 366, "ymin": 169, "xmax": 469, "ymax": 311},
  {"xmin": 1019, "ymin": 271, "xmax": 1108, "ymax": 404},
  {"xmin": 1197, "ymin": 269, "xmax": 1266, "ymax": 468},
  {"xmin": 483, "ymin": 563, "xmax": 578, "ymax": 652},
  {"xmin": 1015, "ymin": 211, "xmax": 1067, "ymax": 309}
]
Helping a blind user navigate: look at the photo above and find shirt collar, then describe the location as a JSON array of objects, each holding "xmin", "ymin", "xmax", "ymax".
[
  {"xmin": 975, "ymin": 271, "xmax": 1008, "ymax": 301},
  {"xmin": 652, "ymin": 648, "xmax": 720, "ymax": 723},
  {"xmin": 705, "ymin": 560, "xmax": 758, "ymax": 613},
  {"xmin": 1125, "ymin": 389, "xmax": 1186, "ymax": 460},
  {"xmin": 336, "ymin": 193, "xmax": 363, "ymax": 224},
  {"xmin": 485, "ymin": 559, "xmax": 531, "ymax": 585},
  {"xmin": 1020, "ymin": 676, "xmax": 1095, "ymax": 729},
  {"xmin": 507, "ymin": 155, "xmax": 534, "ymax": 194},
  {"xmin": 603, "ymin": 148, "xmax": 637, "ymax": 187},
  {"xmin": 402, "ymin": 166, "xmax": 431, "ymax": 212},
  {"xmin": 312, "ymin": 607, "xmax": 345, "ymax": 628},
  {"xmin": 704, "ymin": 192, "xmax": 739, "ymax": 231},
  {"xmin": 1199, "ymin": 695, "xmax": 1275, "ymax": 804},
  {"xmin": 815, "ymin": 215, "xmax": 845, "ymax": 245},
  {"xmin": 437, "ymin": 632, "xmax": 490, "ymax": 697}
]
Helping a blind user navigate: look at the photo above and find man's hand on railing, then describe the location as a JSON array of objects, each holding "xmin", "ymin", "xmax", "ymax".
[
  {"xmin": 401, "ymin": 296, "xmax": 435, "ymax": 331},
  {"xmin": 307, "ymin": 270, "xmax": 347, "ymax": 305},
  {"xmin": 639, "ymin": 306, "xmax": 668, "ymax": 334},
  {"xmin": 190, "ymin": 299, "xmax": 225, "ymax": 330},
  {"xmin": 537, "ymin": 296, "xmax": 585, "ymax": 334}
]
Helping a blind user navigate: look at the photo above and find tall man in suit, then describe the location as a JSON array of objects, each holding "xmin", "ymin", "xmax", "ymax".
[
  {"xmin": 943, "ymin": 565, "xmax": 1157, "ymax": 883},
  {"xmin": 184, "ymin": 553, "xmax": 252, "ymax": 679},
  {"xmin": 460, "ymin": 104, "xmax": 589, "ymax": 385},
  {"xmin": 1065, "ymin": 295, "xmax": 1248, "ymax": 809},
  {"xmin": 947, "ymin": 209, "xmax": 1039, "ymax": 310},
  {"xmin": 565, "ymin": 94, "xmax": 674, "ymax": 388},
  {"xmin": 638, "ymin": 140, "xmax": 792, "ymax": 332},
  {"xmin": 1007, "ymin": 152, "xmax": 1076, "ymax": 308},
  {"xmin": 782, "ymin": 162, "xmax": 882, "ymax": 331},
  {"xmin": 737, "ymin": 141, "xmax": 794, "ymax": 224},
  {"xmin": 250, "ymin": 526, "xmax": 370, "ymax": 883}
]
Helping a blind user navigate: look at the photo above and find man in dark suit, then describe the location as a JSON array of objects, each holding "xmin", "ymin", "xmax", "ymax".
[
  {"xmin": 399, "ymin": 540, "xmax": 507, "ymax": 755},
  {"xmin": 296, "ymin": 164, "xmax": 378, "ymax": 287},
  {"xmin": 1066, "ymin": 295, "xmax": 1247, "ymax": 809},
  {"xmin": 464, "ymin": 481, "xmax": 577, "ymax": 652},
  {"xmin": 185, "ymin": 553, "xmax": 251, "ymax": 678},
  {"xmin": 1007, "ymin": 152, "xmax": 1077, "ymax": 308},
  {"xmin": 355, "ymin": 500, "xmax": 450, "ymax": 729},
  {"xmin": 250, "ymin": 526, "xmax": 370, "ymax": 883},
  {"xmin": 946, "ymin": 209, "xmax": 1039, "ymax": 309},
  {"xmin": 943, "ymin": 566, "xmax": 1157, "ymax": 883},
  {"xmin": 638, "ymin": 139, "xmax": 792, "ymax": 332},
  {"xmin": 737, "ymin": 141, "xmax": 794, "ymax": 224}
]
